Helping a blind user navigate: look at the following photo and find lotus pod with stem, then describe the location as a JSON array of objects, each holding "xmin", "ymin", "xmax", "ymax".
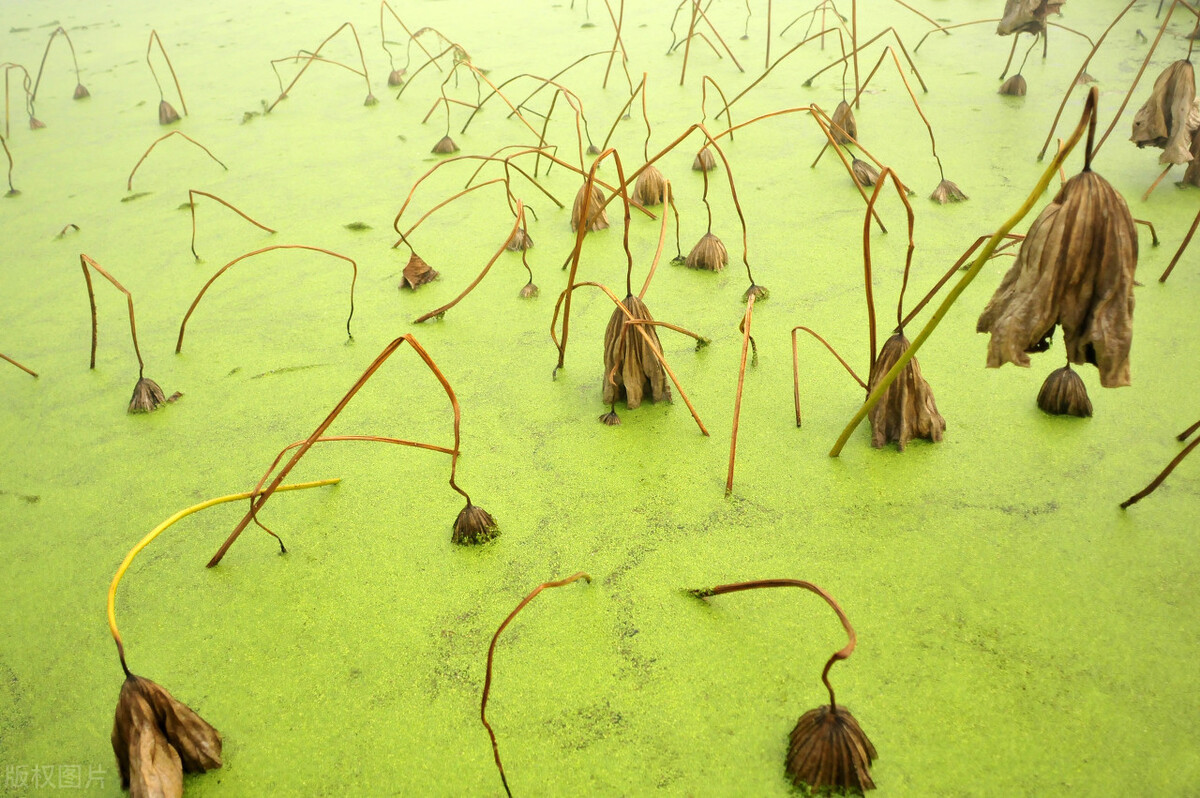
[
  {"xmin": 687, "ymin": 578, "xmax": 876, "ymax": 793},
  {"xmin": 1122, "ymin": 418, "xmax": 1200, "ymax": 508},
  {"xmin": 571, "ymin": 181, "xmax": 609, "ymax": 232},
  {"xmin": 207, "ymin": 334, "xmax": 495, "ymax": 567},
  {"xmin": 266, "ymin": 22, "xmax": 377, "ymax": 113},
  {"xmin": 78, "ymin": 254, "xmax": 173, "ymax": 414},
  {"xmin": 1037, "ymin": 363, "xmax": 1092, "ymax": 417},
  {"xmin": 146, "ymin": 31, "xmax": 187, "ymax": 124},
  {"xmin": 107, "ymin": 480, "xmax": 337, "ymax": 796},
  {"xmin": 30, "ymin": 26, "xmax": 89, "ymax": 112},
  {"xmin": 380, "ymin": 1, "xmax": 441, "ymax": 89},
  {"xmin": 481, "ymin": 572, "xmax": 592, "ymax": 797}
]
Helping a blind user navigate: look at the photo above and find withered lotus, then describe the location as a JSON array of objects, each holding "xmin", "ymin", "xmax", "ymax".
[
  {"xmin": 128, "ymin": 377, "xmax": 167, "ymax": 414},
  {"xmin": 787, "ymin": 704, "xmax": 877, "ymax": 793},
  {"xmin": 685, "ymin": 232, "xmax": 728, "ymax": 271},
  {"xmin": 830, "ymin": 100, "xmax": 857, "ymax": 145},
  {"xmin": 453, "ymin": 502, "xmax": 499, "ymax": 545},
  {"xmin": 929, "ymin": 179, "xmax": 968, "ymax": 204},
  {"xmin": 633, "ymin": 164, "xmax": 667, "ymax": 206},
  {"xmin": 431, "ymin": 135, "xmax": 460, "ymax": 154},
  {"xmin": 997, "ymin": 0, "xmax": 1064, "ymax": 36},
  {"xmin": 158, "ymin": 100, "xmax": 180, "ymax": 126},
  {"xmin": 999, "ymin": 74, "xmax": 1028, "ymax": 96},
  {"xmin": 602, "ymin": 294, "xmax": 671, "ymax": 409},
  {"xmin": 866, "ymin": 332, "xmax": 946, "ymax": 450},
  {"xmin": 1130, "ymin": 59, "xmax": 1198, "ymax": 165},
  {"xmin": 1037, "ymin": 364, "xmax": 1093, "ymax": 417},
  {"xmin": 570, "ymin": 183, "xmax": 609, "ymax": 232},
  {"xmin": 692, "ymin": 147, "xmax": 717, "ymax": 172}
]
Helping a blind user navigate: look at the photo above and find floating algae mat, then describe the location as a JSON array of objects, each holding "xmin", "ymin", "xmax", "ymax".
[{"xmin": 2, "ymin": 0, "xmax": 1200, "ymax": 794}]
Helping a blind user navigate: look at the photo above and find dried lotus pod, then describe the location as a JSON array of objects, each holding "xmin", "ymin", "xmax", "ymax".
[
  {"xmin": 930, "ymin": 179, "xmax": 968, "ymax": 204},
  {"xmin": 633, "ymin": 164, "xmax": 667, "ymax": 206},
  {"xmin": 692, "ymin": 147, "xmax": 717, "ymax": 172},
  {"xmin": 999, "ymin": 74, "xmax": 1027, "ymax": 96},
  {"xmin": 518, "ymin": 281, "xmax": 539, "ymax": 299},
  {"xmin": 158, "ymin": 100, "xmax": 181, "ymax": 125},
  {"xmin": 452, "ymin": 502, "xmax": 499, "ymax": 545},
  {"xmin": 1037, "ymin": 365, "xmax": 1092, "ymax": 417},
  {"xmin": 400, "ymin": 252, "xmax": 439, "ymax": 289},
  {"xmin": 997, "ymin": 0, "xmax": 1064, "ymax": 36},
  {"xmin": 1130, "ymin": 60, "xmax": 1197, "ymax": 165},
  {"xmin": 685, "ymin": 232, "xmax": 728, "ymax": 271},
  {"xmin": 787, "ymin": 704, "xmax": 877, "ymax": 793},
  {"xmin": 976, "ymin": 168, "xmax": 1137, "ymax": 387},
  {"xmin": 506, "ymin": 227, "xmax": 533, "ymax": 251},
  {"xmin": 866, "ymin": 332, "xmax": 945, "ymax": 450},
  {"xmin": 387, "ymin": 69, "xmax": 405, "ymax": 87},
  {"xmin": 128, "ymin": 377, "xmax": 167, "ymax": 414},
  {"xmin": 431, "ymin": 135, "xmax": 459, "ymax": 154},
  {"xmin": 851, "ymin": 158, "xmax": 879, "ymax": 187},
  {"xmin": 830, "ymin": 100, "xmax": 857, "ymax": 145},
  {"xmin": 363, "ymin": 93, "xmax": 378, "ymax": 107},
  {"xmin": 570, "ymin": 183, "xmax": 609, "ymax": 232},
  {"xmin": 602, "ymin": 294, "xmax": 671, "ymax": 409},
  {"xmin": 74, "ymin": 83, "xmax": 90, "ymax": 99}
]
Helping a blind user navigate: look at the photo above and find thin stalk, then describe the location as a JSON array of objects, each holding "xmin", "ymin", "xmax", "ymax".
[
  {"xmin": 80, "ymin": 255, "xmax": 146, "ymax": 378},
  {"xmin": 1160, "ymin": 206, "xmax": 1200, "ymax": 282},
  {"xmin": 267, "ymin": 22, "xmax": 374, "ymax": 112},
  {"xmin": 726, "ymin": 294, "xmax": 756, "ymax": 496},
  {"xmin": 803, "ymin": 27, "xmax": 927, "ymax": 93},
  {"xmin": 1, "ymin": 352, "xmax": 38, "ymax": 378},
  {"xmin": 601, "ymin": 0, "xmax": 630, "ymax": 90},
  {"xmin": 380, "ymin": 1, "xmax": 442, "ymax": 74},
  {"xmin": 188, "ymin": 190, "xmax": 275, "ymax": 261},
  {"xmin": 413, "ymin": 204, "xmax": 524, "ymax": 323},
  {"xmin": 640, "ymin": 180, "xmax": 672, "ymax": 298},
  {"xmin": 721, "ymin": 27, "xmax": 847, "ymax": 115},
  {"xmin": 127, "ymin": 131, "xmax": 226, "ymax": 191},
  {"xmin": 481, "ymin": 572, "xmax": 592, "ymax": 798},
  {"xmin": 1121, "ymin": 433, "xmax": 1200, "ymax": 508},
  {"xmin": 830, "ymin": 87, "xmax": 1098, "ymax": 456},
  {"xmin": 108, "ymin": 480, "xmax": 339, "ymax": 675},
  {"xmin": 1, "ymin": 133, "xmax": 14, "ymax": 194},
  {"xmin": 852, "ymin": 47, "xmax": 944, "ymax": 180},
  {"xmin": 599, "ymin": 74, "xmax": 643, "ymax": 153},
  {"xmin": 898, "ymin": 234, "xmax": 1024, "ymax": 329},
  {"xmin": 792, "ymin": 326, "xmax": 867, "ymax": 427},
  {"xmin": 147, "ymin": 30, "xmax": 187, "ymax": 114},
  {"xmin": 622, "ymin": 318, "xmax": 708, "ymax": 345},
  {"xmin": 31, "ymin": 27, "xmax": 84, "ymax": 102},
  {"xmin": 176, "ymin": 245, "xmax": 357, "ymax": 353}
]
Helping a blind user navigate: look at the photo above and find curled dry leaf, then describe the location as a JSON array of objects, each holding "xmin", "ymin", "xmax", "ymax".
[
  {"xmin": 787, "ymin": 704, "xmax": 877, "ymax": 793},
  {"xmin": 830, "ymin": 100, "xmax": 857, "ymax": 145},
  {"xmin": 1037, "ymin": 365, "xmax": 1093, "ymax": 417},
  {"xmin": 128, "ymin": 377, "xmax": 167, "ymax": 414},
  {"xmin": 633, "ymin": 165, "xmax": 667, "ymax": 206},
  {"xmin": 570, "ymin": 183, "xmax": 609, "ymax": 232},
  {"xmin": 602, "ymin": 295, "xmax": 671, "ymax": 409},
  {"xmin": 112, "ymin": 674, "xmax": 222, "ymax": 798},
  {"xmin": 401, "ymin": 253, "xmax": 439, "ymax": 290},
  {"xmin": 685, "ymin": 232, "xmax": 728, "ymax": 271},
  {"xmin": 866, "ymin": 332, "xmax": 945, "ymax": 450},
  {"xmin": 976, "ymin": 169, "xmax": 1137, "ymax": 388},
  {"xmin": 997, "ymin": 0, "xmax": 1064, "ymax": 36},
  {"xmin": 1130, "ymin": 60, "xmax": 1198, "ymax": 165}
]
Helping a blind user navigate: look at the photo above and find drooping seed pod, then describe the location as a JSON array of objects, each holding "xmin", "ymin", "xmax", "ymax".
[
  {"xmin": 633, "ymin": 164, "xmax": 667, "ymax": 206},
  {"xmin": 692, "ymin": 147, "xmax": 717, "ymax": 172},
  {"xmin": 570, "ymin": 183, "xmax": 609, "ymax": 232},
  {"xmin": 400, "ymin": 252, "xmax": 439, "ymax": 290},
  {"xmin": 602, "ymin": 294, "xmax": 671, "ymax": 409},
  {"xmin": 431, "ymin": 135, "xmax": 459, "ymax": 154},
  {"xmin": 506, "ymin": 227, "xmax": 533, "ymax": 251},
  {"xmin": 851, "ymin": 158, "xmax": 879, "ymax": 187},
  {"xmin": 929, "ymin": 179, "xmax": 968, "ymax": 204},
  {"xmin": 518, "ymin": 281, "xmax": 539, "ymax": 299},
  {"xmin": 387, "ymin": 69, "xmax": 405, "ymax": 87},
  {"xmin": 787, "ymin": 704, "xmax": 877, "ymax": 793},
  {"xmin": 73, "ymin": 83, "xmax": 90, "ymax": 99},
  {"xmin": 830, "ymin": 100, "xmax": 857, "ymax": 145},
  {"xmin": 158, "ymin": 100, "xmax": 181, "ymax": 125},
  {"xmin": 866, "ymin": 332, "xmax": 946, "ymax": 450},
  {"xmin": 1036, "ymin": 365, "xmax": 1093, "ymax": 417},
  {"xmin": 685, "ymin": 232, "xmax": 728, "ymax": 271},
  {"xmin": 999, "ymin": 74, "xmax": 1028, "ymax": 96},
  {"xmin": 452, "ymin": 502, "xmax": 499, "ymax": 545},
  {"xmin": 128, "ymin": 377, "xmax": 168, "ymax": 414},
  {"xmin": 1130, "ymin": 60, "xmax": 1198, "ymax": 165}
]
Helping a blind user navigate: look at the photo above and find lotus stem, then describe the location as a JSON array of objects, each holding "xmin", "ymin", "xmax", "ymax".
[
  {"xmin": 147, "ymin": 30, "xmax": 187, "ymax": 114},
  {"xmin": 187, "ymin": 190, "xmax": 275, "ymax": 261},
  {"xmin": 80, "ymin": 255, "xmax": 146, "ymax": 378},
  {"xmin": 267, "ymin": 22, "xmax": 374, "ymax": 112},
  {"xmin": 726, "ymin": 294, "xmax": 756, "ymax": 496},
  {"xmin": 1161, "ymin": 206, "xmax": 1200, "ymax": 282},
  {"xmin": 1, "ymin": 352, "xmax": 37, "ymax": 377},
  {"xmin": 792, "ymin": 326, "xmax": 866, "ymax": 427},
  {"xmin": 127, "ymin": 131, "xmax": 226, "ymax": 191},
  {"xmin": 1121, "ymin": 426, "xmax": 1200, "ymax": 508}
]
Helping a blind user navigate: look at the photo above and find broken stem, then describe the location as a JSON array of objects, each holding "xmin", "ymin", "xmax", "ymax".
[
  {"xmin": 127, "ymin": 131, "xmax": 226, "ymax": 191},
  {"xmin": 726, "ymin": 294, "xmax": 756, "ymax": 496},
  {"xmin": 188, "ymin": 189, "xmax": 276, "ymax": 261},
  {"xmin": 1, "ymin": 352, "xmax": 37, "ymax": 378},
  {"xmin": 792, "ymin": 326, "xmax": 866, "ymax": 427},
  {"xmin": 80, "ymin": 254, "xmax": 146, "ymax": 378}
]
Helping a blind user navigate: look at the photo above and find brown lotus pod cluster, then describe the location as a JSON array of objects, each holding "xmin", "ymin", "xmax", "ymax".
[
  {"xmin": 158, "ymin": 100, "xmax": 181, "ymax": 126},
  {"xmin": 1130, "ymin": 60, "xmax": 1198, "ymax": 165},
  {"xmin": 401, "ymin": 252, "xmax": 439, "ymax": 289},
  {"xmin": 999, "ymin": 74, "xmax": 1027, "ymax": 96},
  {"xmin": 692, "ymin": 147, "xmax": 717, "ymax": 172},
  {"xmin": 633, "ymin": 164, "xmax": 667, "ymax": 206},
  {"xmin": 976, "ymin": 168, "xmax": 1137, "ymax": 387},
  {"xmin": 570, "ymin": 183, "xmax": 609, "ymax": 232},
  {"xmin": 506, "ymin": 227, "xmax": 534, "ymax": 252},
  {"xmin": 1037, "ymin": 365, "xmax": 1092, "ymax": 417},
  {"xmin": 866, "ymin": 332, "xmax": 946, "ymax": 450},
  {"xmin": 128, "ymin": 377, "xmax": 168, "ymax": 414},
  {"xmin": 929, "ymin": 179, "xmax": 968, "ymax": 204},
  {"xmin": 431, "ymin": 135, "xmax": 460, "ymax": 154},
  {"xmin": 830, "ymin": 100, "xmax": 857, "ymax": 145},
  {"xmin": 997, "ymin": 0, "xmax": 1064, "ymax": 36},
  {"xmin": 685, "ymin": 232, "xmax": 728, "ymax": 271},
  {"xmin": 112, "ymin": 674, "xmax": 222, "ymax": 798},
  {"xmin": 851, "ymin": 158, "xmax": 879, "ymax": 187},
  {"xmin": 602, "ymin": 295, "xmax": 671, "ymax": 409},
  {"xmin": 787, "ymin": 704, "xmax": 877, "ymax": 793},
  {"xmin": 452, "ymin": 502, "xmax": 499, "ymax": 545}
]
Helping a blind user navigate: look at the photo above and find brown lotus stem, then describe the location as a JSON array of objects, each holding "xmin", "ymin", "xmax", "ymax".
[
  {"xmin": 899, "ymin": 234, "xmax": 1024, "ymax": 329},
  {"xmin": 1134, "ymin": 218, "xmax": 1160, "ymax": 247},
  {"xmin": 551, "ymin": 280, "xmax": 710, "ymax": 435},
  {"xmin": 1161, "ymin": 206, "xmax": 1200, "ymax": 282},
  {"xmin": 720, "ymin": 28, "xmax": 846, "ymax": 115},
  {"xmin": 57, "ymin": 223, "xmax": 81, "ymax": 238},
  {"xmin": 640, "ymin": 180, "xmax": 672, "ymax": 298},
  {"xmin": 127, "ymin": 131, "xmax": 226, "ymax": 191},
  {"xmin": 481, "ymin": 572, "xmax": 592, "ymax": 798},
  {"xmin": 1121, "ymin": 427, "xmax": 1200, "ymax": 508},
  {"xmin": 2, "ymin": 63, "xmax": 36, "ymax": 139},
  {"xmin": 79, "ymin": 254, "xmax": 146, "ymax": 378},
  {"xmin": 271, "ymin": 53, "xmax": 365, "ymax": 97},
  {"xmin": 188, "ymin": 190, "xmax": 275, "ymax": 261},
  {"xmin": 31, "ymin": 26, "xmax": 84, "ymax": 104},
  {"xmin": 176, "ymin": 245, "xmax": 357, "ymax": 353},
  {"xmin": 679, "ymin": 0, "xmax": 744, "ymax": 86},
  {"xmin": 852, "ymin": 0, "xmax": 859, "ymax": 106},
  {"xmin": 412, "ymin": 204, "xmax": 524, "ymax": 323},
  {"xmin": 380, "ymin": 1, "xmax": 442, "ymax": 75},
  {"xmin": 867, "ymin": 168, "xmax": 916, "ymax": 329},
  {"xmin": 700, "ymin": 76, "xmax": 735, "ymax": 138},
  {"xmin": 726, "ymin": 294, "xmax": 756, "ymax": 496},
  {"xmin": 1142, "ymin": 164, "xmax": 1174, "ymax": 201},
  {"xmin": 557, "ymin": 153, "xmax": 612, "ymax": 372},
  {"xmin": 853, "ymin": 47, "xmax": 944, "ymax": 180},
  {"xmin": 399, "ymin": 179, "xmax": 507, "ymax": 246},
  {"xmin": 599, "ymin": 75, "xmax": 643, "ymax": 153},
  {"xmin": 1178, "ymin": 418, "xmax": 1200, "ymax": 441},
  {"xmin": 146, "ymin": 30, "xmax": 187, "ymax": 114},
  {"xmin": 463, "ymin": 52, "xmax": 603, "ymax": 130},
  {"xmin": 601, "ymin": 0, "xmax": 630, "ymax": 90},
  {"xmin": 803, "ymin": 27, "xmax": 927, "ymax": 94},
  {"xmin": 830, "ymin": 87, "xmax": 1099, "ymax": 456},
  {"xmin": 998, "ymin": 32, "xmax": 1022, "ymax": 81},
  {"xmin": 688, "ymin": 578, "xmax": 857, "ymax": 709},
  {"xmin": 621, "ymin": 318, "xmax": 708, "ymax": 345},
  {"xmin": 792, "ymin": 326, "xmax": 866, "ymax": 426},
  {"xmin": 208, "ymin": 334, "xmax": 466, "ymax": 566},
  {"xmin": 268, "ymin": 22, "xmax": 374, "ymax": 112},
  {"xmin": 1, "ymin": 352, "xmax": 37, "ymax": 378},
  {"xmin": 1, "ymin": 133, "xmax": 14, "ymax": 194}
]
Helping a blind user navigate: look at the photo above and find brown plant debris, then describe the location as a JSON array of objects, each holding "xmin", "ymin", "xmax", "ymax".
[
  {"xmin": 633, "ymin": 164, "xmax": 667, "ymax": 206},
  {"xmin": 453, "ymin": 502, "xmax": 498, "ymax": 545},
  {"xmin": 1076, "ymin": 72, "xmax": 1096, "ymax": 86},
  {"xmin": 1037, "ymin": 365, "xmax": 1092, "ymax": 417},
  {"xmin": 929, "ymin": 179, "xmax": 968, "ymax": 204},
  {"xmin": 1130, "ymin": 60, "xmax": 1198, "ymax": 165},
  {"xmin": 851, "ymin": 159, "xmax": 879, "ymax": 188},
  {"xmin": 158, "ymin": 100, "xmax": 180, "ymax": 126},
  {"xmin": 506, "ymin": 227, "xmax": 533, "ymax": 251},
  {"xmin": 602, "ymin": 295, "xmax": 671, "ymax": 409},
  {"xmin": 830, "ymin": 100, "xmax": 857, "ymax": 145},
  {"xmin": 128, "ymin": 377, "xmax": 168, "ymax": 414},
  {"xmin": 388, "ymin": 69, "xmax": 405, "ymax": 87},
  {"xmin": 432, "ymin": 135, "xmax": 460, "ymax": 154},
  {"xmin": 976, "ymin": 169, "xmax": 1137, "ymax": 387},
  {"xmin": 1184, "ymin": 126, "xmax": 1200, "ymax": 187},
  {"xmin": 692, "ymin": 147, "xmax": 717, "ymax": 172},
  {"xmin": 570, "ymin": 183, "xmax": 609, "ymax": 232},
  {"xmin": 599, "ymin": 408, "xmax": 621, "ymax": 425},
  {"xmin": 999, "ymin": 74, "xmax": 1028, "ymax": 96},
  {"xmin": 787, "ymin": 704, "xmax": 877, "ymax": 793},
  {"xmin": 518, "ymin": 281, "xmax": 539, "ymax": 299},
  {"xmin": 112, "ymin": 674, "xmax": 222, "ymax": 798},
  {"xmin": 685, "ymin": 232, "xmax": 728, "ymax": 271},
  {"xmin": 74, "ymin": 83, "xmax": 90, "ymax": 99},
  {"xmin": 997, "ymin": 0, "xmax": 1064, "ymax": 36},
  {"xmin": 866, "ymin": 332, "xmax": 945, "ymax": 450},
  {"xmin": 401, "ymin": 252, "xmax": 439, "ymax": 290}
]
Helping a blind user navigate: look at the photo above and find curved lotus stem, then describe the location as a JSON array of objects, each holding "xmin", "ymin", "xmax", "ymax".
[
  {"xmin": 860, "ymin": 167, "xmax": 916, "ymax": 362},
  {"xmin": 31, "ymin": 26, "xmax": 85, "ymax": 103},
  {"xmin": 1, "ymin": 352, "xmax": 37, "ymax": 377},
  {"xmin": 830, "ymin": 87, "xmax": 1099, "ymax": 456},
  {"xmin": 187, "ymin": 190, "xmax": 275, "ymax": 261},
  {"xmin": 380, "ymin": 1, "xmax": 442, "ymax": 74},
  {"xmin": 146, "ymin": 30, "xmax": 187, "ymax": 113},
  {"xmin": 1, "ymin": 133, "xmax": 14, "ymax": 194},
  {"xmin": 271, "ymin": 53, "xmax": 365, "ymax": 97},
  {"xmin": 688, "ymin": 578, "xmax": 857, "ymax": 708},
  {"xmin": 207, "ymin": 334, "xmax": 466, "ymax": 567},
  {"xmin": 1122, "ymin": 420, "xmax": 1200, "ymax": 508},
  {"xmin": 678, "ymin": 0, "xmax": 745, "ymax": 86},
  {"xmin": 481, "ymin": 572, "xmax": 592, "ymax": 797},
  {"xmin": 267, "ymin": 22, "xmax": 374, "ymax": 112},
  {"xmin": 1160, "ymin": 207, "xmax": 1200, "ymax": 282},
  {"xmin": 792, "ymin": 326, "xmax": 867, "ymax": 426},
  {"xmin": 601, "ymin": 0, "xmax": 632, "ymax": 91},
  {"xmin": 726, "ymin": 294, "xmax": 756, "ymax": 496},
  {"xmin": 127, "ymin": 131, "xmax": 226, "ymax": 191},
  {"xmin": 802, "ymin": 27, "xmax": 927, "ymax": 95},
  {"xmin": 176, "ymin": 245, "xmax": 356, "ymax": 353},
  {"xmin": 79, "ymin": 254, "xmax": 146, "ymax": 378},
  {"xmin": 108, "ymin": 479, "xmax": 339, "ymax": 675}
]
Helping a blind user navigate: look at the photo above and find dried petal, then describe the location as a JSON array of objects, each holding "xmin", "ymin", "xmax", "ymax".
[
  {"xmin": 692, "ymin": 147, "xmax": 717, "ymax": 172},
  {"xmin": 431, "ymin": 135, "xmax": 459, "ymax": 154},
  {"xmin": 158, "ymin": 100, "xmax": 180, "ymax": 126},
  {"xmin": 128, "ymin": 378, "xmax": 167, "ymax": 414},
  {"xmin": 452, "ymin": 503, "xmax": 498, "ymax": 545},
  {"xmin": 787, "ymin": 704, "xmax": 877, "ymax": 793},
  {"xmin": 633, "ymin": 165, "xmax": 667, "ymax": 206},
  {"xmin": 400, "ymin": 253, "xmax": 439, "ymax": 290},
  {"xmin": 830, "ymin": 100, "xmax": 857, "ymax": 144},
  {"xmin": 602, "ymin": 295, "xmax": 671, "ymax": 409},
  {"xmin": 685, "ymin": 232, "xmax": 728, "ymax": 271},
  {"xmin": 999, "ymin": 74, "xmax": 1027, "ymax": 96},
  {"xmin": 1037, "ymin": 365, "xmax": 1093, "ymax": 417},
  {"xmin": 1130, "ymin": 60, "xmax": 1196, "ymax": 164},
  {"xmin": 571, "ymin": 183, "xmax": 609, "ymax": 232},
  {"xmin": 930, "ymin": 179, "xmax": 968, "ymax": 204},
  {"xmin": 976, "ymin": 169, "xmax": 1137, "ymax": 387},
  {"xmin": 851, "ymin": 158, "xmax": 879, "ymax": 187},
  {"xmin": 866, "ymin": 333, "xmax": 945, "ymax": 451}
]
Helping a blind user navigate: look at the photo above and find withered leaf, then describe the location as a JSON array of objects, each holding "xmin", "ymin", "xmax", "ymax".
[
  {"xmin": 570, "ymin": 183, "xmax": 609, "ymax": 232},
  {"xmin": 866, "ymin": 332, "xmax": 946, "ymax": 451},
  {"xmin": 401, "ymin": 253, "xmax": 439, "ymax": 290},
  {"xmin": 1130, "ymin": 60, "xmax": 1197, "ymax": 165},
  {"xmin": 602, "ymin": 295, "xmax": 671, "ymax": 409},
  {"xmin": 997, "ymin": 0, "xmax": 1064, "ymax": 36}
]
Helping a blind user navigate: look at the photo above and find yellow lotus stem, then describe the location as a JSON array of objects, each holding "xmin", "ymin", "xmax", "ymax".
[{"xmin": 107, "ymin": 478, "xmax": 340, "ymax": 673}]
